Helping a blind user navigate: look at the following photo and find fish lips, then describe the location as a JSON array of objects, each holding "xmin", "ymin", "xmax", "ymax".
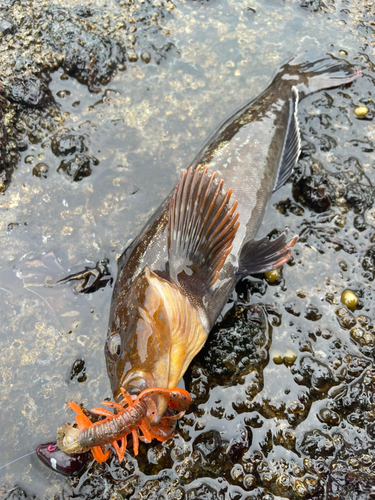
[
  {"xmin": 114, "ymin": 369, "xmax": 156, "ymax": 402},
  {"xmin": 115, "ymin": 386, "xmax": 171, "ymax": 427}
]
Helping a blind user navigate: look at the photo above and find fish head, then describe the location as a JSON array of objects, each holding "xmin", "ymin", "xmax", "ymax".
[{"xmin": 105, "ymin": 266, "xmax": 208, "ymax": 424}]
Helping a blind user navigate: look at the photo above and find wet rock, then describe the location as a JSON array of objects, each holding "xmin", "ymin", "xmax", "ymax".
[
  {"xmin": 32, "ymin": 163, "xmax": 49, "ymax": 178},
  {"xmin": 67, "ymin": 473, "xmax": 107, "ymax": 499},
  {"xmin": 201, "ymin": 305, "xmax": 268, "ymax": 382},
  {"xmin": 297, "ymin": 355, "xmax": 339, "ymax": 393},
  {"xmin": 336, "ymin": 307, "xmax": 357, "ymax": 330},
  {"xmin": 57, "ymin": 259, "xmax": 111, "ymax": 293},
  {"xmin": 5, "ymin": 74, "xmax": 51, "ymax": 108},
  {"xmin": 57, "ymin": 154, "xmax": 99, "ymax": 181},
  {"xmin": 300, "ymin": 0, "xmax": 331, "ymax": 12},
  {"xmin": 318, "ymin": 408, "xmax": 340, "ymax": 426},
  {"xmin": 300, "ymin": 430, "xmax": 336, "ymax": 459},
  {"xmin": 329, "ymin": 367, "xmax": 375, "ymax": 437},
  {"xmin": 362, "ymin": 247, "xmax": 375, "ymax": 281},
  {"xmin": 193, "ymin": 430, "xmax": 222, "ymax": 463},
  {"xmin": 186, "ymin": 483, "xmax": 224, "ymax": 500},
  {"xmin": 68, "ymin": 359, "xmax": 87, "ymax": 383},
  {"xmin": 284, "ymin": 301, "xmax": 301, "ymax": 317},
  {"xmin": 345, "ymin": 355, "xmax": 369, "ymax": 379},
  {"xmin": 47, "ymin": 7, "xmax": 125, "ymax": 92},
  {"xmin": 51, "ymin": 132, "xmax": 87, "ymax": 157},
  {"xmin": 149, "ymin": 42, "xmax": 177, "ymax": 65},
  {"xmin": 344, "ymin": 184, "xmax": 374, "ymax": 213},
  {"xmin": 0, "ymin": 485, "xmax": 39, "ymax": 499},
  {"xmin": 226, "ymin": 427, "xmax": 252, "ymax": 463},
  {"xmin": 236, "ymin": 277, "xmax": 267, "ymax": 301},
  {"xmin": 0, "ymin": 16, "xmax": 16, "ymax": 36},
  {"xmin": 71, "ymin": 6, "xmax": 93, "ymax": 18},
  {"xmin": 304, "ymin": 304, "xmax": 322, "ymax": 321},
  {"xmin": 0, "ymin": 86, "xmax": 15, "ymax": 193},
  {"xmin": 353, "ymin": 214, "xmax": 367, "ymax": 232},
  {"xmin": 327, "ymin": 462, "xmax": 375, "ymax": 500},
  {"xmin": 0, "ymin": 90, "xmax": 8, "ymax": 172},
  {"xmin": 293, "ymin": 173, "xmax": 333, "ymax": 213}
]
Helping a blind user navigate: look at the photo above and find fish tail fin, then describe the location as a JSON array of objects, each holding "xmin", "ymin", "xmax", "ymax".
[{"xmin": 279, "ymin": 50, "xmax": 361, "ymax": 99}]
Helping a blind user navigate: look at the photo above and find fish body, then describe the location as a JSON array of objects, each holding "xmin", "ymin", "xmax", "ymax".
[{"xmin": 105, "ymin": 54, "xmax": 360, "ymax": 419}]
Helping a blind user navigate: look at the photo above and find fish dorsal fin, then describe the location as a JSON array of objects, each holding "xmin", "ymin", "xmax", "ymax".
[
  {"xmin": 273, "ymin": 86, "xmax": 301, "ymax": 192},
  {"xmin": 168, "ymin": 165, "xmax": 240, "ymax": 290}
]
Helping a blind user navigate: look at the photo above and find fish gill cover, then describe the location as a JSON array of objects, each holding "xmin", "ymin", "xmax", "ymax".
[{"xmin": 0, "ymin": 0, "xmax": 374, "ymax": 499}]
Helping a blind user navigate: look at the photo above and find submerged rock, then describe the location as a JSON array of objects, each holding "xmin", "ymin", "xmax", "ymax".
[
  {"xmin": 47, "ymin": 7, "xmax": 125, "ymax": 92},
  {"xmin": 5, "ymin": 74, "xmax": 51, "ymax": 108}
]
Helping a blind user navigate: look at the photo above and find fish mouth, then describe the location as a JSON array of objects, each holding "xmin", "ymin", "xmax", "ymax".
[
  {"xmin": 118, "ymin": 387, "xmax": 170, "ymax": 426},
  {"xmin": 114, "ymin": 371, "xmax": 171, "ymax": 425},
  {"xmin": 114, "ymin": 370, "xmax": 156, "ymax": 402}
]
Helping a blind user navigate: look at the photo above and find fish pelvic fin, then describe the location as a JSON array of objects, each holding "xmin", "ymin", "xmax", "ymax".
[
  {"xmin": 168, "ymin": 165, "xmax": 240, "ymax": 290},
  {"xmin": 237, "ymin": 231, "xmax": 298, "ymax": 276},
  {"xmin": 279, "ymin": 49, "xmax": 361, "ymax": 99},
  {"xmin": 273, "ymin": 86, "xmax": 300, "ymax": 193}
]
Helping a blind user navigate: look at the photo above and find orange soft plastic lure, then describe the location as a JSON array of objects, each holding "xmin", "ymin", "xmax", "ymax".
[{"xmin": 57, "ymin": 387, "xmax": 191, "ymax": 462}]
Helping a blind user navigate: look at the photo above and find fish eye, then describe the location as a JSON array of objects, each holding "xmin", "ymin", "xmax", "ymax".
[{"xmin": 106, "ymin": 332, "xmax": 121, "ymax": 360}]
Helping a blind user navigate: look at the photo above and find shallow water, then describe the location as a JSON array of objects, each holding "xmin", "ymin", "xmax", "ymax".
[{"xmin": 0, "ymin": 0, "xmax": 374, "ymax": 498}]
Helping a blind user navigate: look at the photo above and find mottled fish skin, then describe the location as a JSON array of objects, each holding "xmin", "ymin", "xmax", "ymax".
[{"xmin": 105, "ymin": 53, "xmax": 360, "ymax": 405}]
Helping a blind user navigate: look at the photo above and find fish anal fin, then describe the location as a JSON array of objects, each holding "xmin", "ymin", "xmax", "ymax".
[
  {"xmin": 273, "ymin": 87, "xmax": 301, "ymax": 193},
  {"xmin": 168, "ymin": 165, "xmax": 239, "ymax": 290},
  {"xmin": 238, "ymin": 232, "xmax": 298, "ymax": 276}
]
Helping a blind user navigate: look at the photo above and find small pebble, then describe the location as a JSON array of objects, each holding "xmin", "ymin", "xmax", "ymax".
[
  {"xmin": 127, "ymin": 51, "xmax": 138, "ymax": 62},
  {"xmin": 25, "ymin": 155, "xmax": 35, "ymax": 164},
  {"xmin": 341, "ymin": 289, "xmax": 358, "ymax": 309},
  {"xmin": 271, "ymin": 350, "xmax": 283, "ymax": 364},
  {"xmin": 265, "ymin": 269, "xmax": 280, "ymax": 282},
  {"xmin": 33, "ymin": 163, "xmax": 49, "ymax": 178},
  {"xmin": 354, "ymin": 106, "xmax": 369, "ymax": 118},
  {"xmin": 283, "ymin": 349, "xmax": 297, "ymax": 364},
  {"xmin": 141, "ymin": 52, "xmax": 151, "ymax": 63}
]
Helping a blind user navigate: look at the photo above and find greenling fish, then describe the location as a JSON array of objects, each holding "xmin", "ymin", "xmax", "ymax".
[
  {"xmin": 104, "ymin": 53, "xmax": 360, "ymax": 425},
  {"xmin": 56, "ymin": 53, "xmax": 360, "ymax": 463}
]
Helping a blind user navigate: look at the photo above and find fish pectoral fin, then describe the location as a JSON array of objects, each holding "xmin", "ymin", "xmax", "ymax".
[
  {"xmin": 273, "ymin": 87, "xmax": 301, "ymax": 193},
  {"xmin": 168, "ymin": 165, "xmax": 240, "ymax": 290},
  {"xmin": 237, "ymin": 231, "xmax": 298, "ymax": 276}
]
